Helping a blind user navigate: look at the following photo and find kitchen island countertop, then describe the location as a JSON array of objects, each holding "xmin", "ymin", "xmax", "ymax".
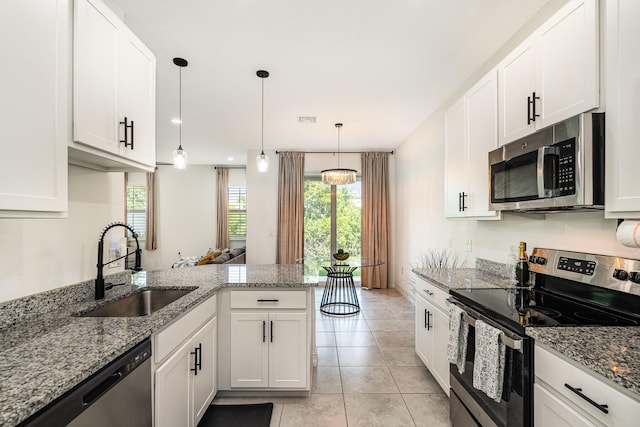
[{"xmin": 0, "ymin": 264, "xmax": 317, "ymax": 426}]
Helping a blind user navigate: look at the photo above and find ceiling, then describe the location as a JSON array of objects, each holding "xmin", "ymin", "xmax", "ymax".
[{"xmin": 108, "ymin": 0, "xmax": 552, "ymax": 166}]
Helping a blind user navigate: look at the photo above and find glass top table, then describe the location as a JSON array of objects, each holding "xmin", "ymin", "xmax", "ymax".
[{"xmin": 299, "ymin": 258, "xmax": 385, "ymax": 316}]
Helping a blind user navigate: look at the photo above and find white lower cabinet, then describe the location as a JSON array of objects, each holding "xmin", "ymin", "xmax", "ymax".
[
  {"xmin": 414, "ymin": 275, "xmax": 450, "ymax": 395},
  {"xmin": 217, "ymin": 289, "xmax": 311, "ymax": 392},
  {"xmin": 534, "ymin": 344, "xmax": 640, "ymax": 427},
  {"xmin": 534, "ymin": 383, "xmax": 600, "ymax": 427},
  {"xmin": 230, "ymin": 311, "xmax": 307, "ymax": 389},
  {"xmin": 153, "ymin": 295, "xmax": 216, "ymax": 427}
]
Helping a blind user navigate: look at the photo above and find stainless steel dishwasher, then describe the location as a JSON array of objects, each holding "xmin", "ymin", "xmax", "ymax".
[{"xmin": 21, "ymin": 339, "xmax": 152, "ymax": 427}]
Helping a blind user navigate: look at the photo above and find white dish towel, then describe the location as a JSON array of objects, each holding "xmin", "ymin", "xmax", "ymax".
[
  {"xmin": 447, "ymin": 304, "xmax": 468, "ymax": 374},
  {"xmin": 472, "ymin": 319, "xmax": 506, "ymax": 403}
]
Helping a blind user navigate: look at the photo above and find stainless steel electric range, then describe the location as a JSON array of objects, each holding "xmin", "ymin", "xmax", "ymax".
[{"xmin": 448, "ymin": 248, "xmax": 640, "ymax": 427}]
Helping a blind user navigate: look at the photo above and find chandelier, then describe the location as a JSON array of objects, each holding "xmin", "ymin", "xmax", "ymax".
[{"xmin": 321, "ymin": 123, "xmax": 357, "ymax": 185}]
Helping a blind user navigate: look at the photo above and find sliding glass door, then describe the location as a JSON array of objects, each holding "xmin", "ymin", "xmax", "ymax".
[{"xmin": 303, "ymin": 176, "xmax": 361, "ymax": 277}]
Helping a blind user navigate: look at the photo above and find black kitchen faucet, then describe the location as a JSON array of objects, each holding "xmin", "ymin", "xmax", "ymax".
[{"xmin": 95, "ymin": 222, "xmax": 142, "ymax": 299}]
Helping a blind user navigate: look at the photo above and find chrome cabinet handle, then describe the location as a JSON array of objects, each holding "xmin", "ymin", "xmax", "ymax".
[
  {"xmin": 270, "ymin": 320, "xmax": 274, "ymax": 343},
  {"xmin": 257, "ymin": 299, "xmax": 279, "ymax": 302},
  {"xmin": 423, "ymin": 289, "xmax": 434, "ymax": 296},
  {"xmin": 262, "ymin": 320, "xmax": 266, "ymax": 342},
  {"xmin": 564, "ymin": 384, "xmax": 609, "ymax": 414},
  {"xmin": 426, "ymin": 310, "xmax": 432, "ymax": 330}
]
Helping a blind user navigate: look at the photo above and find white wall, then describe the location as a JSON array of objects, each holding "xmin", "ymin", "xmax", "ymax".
[
  {"xmin": 0, "ymin": 165, "xmax": 125, "ymax": 303},
  {"xmin": 246, "ymin": 149, "xmax": 279, "ymax": 264},
  {"xmin": 142, "ymin": 165, "xmax": 217, "ymax": 271}
]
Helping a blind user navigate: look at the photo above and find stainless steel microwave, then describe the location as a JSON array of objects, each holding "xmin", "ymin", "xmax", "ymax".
[{"xmin": 489, "ymin": 113, "xmax": 604, "ymax": 212}]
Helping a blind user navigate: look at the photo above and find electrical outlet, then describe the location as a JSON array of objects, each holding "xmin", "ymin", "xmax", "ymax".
[{"xmin": 465, "ymin": 239, "xmax": 472, "ymax": 252}]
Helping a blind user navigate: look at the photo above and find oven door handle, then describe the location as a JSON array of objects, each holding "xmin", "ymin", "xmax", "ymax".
[
  {"xmin": 460, "ymin": 311, "xmax": 523, "ymax": 352},
  {"xmin": 537, "ymin": 145, "xmax": 560, "ymax": 198}
]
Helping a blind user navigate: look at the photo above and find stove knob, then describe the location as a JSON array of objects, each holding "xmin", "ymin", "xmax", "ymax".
[
  {"xmin": 629, "ymin": 271, "xmax": 640, "ymax": 284},
  {"xmin": 613, "ymin": 269, "xmax": 629, "ymax": 281},
  {"xmin": 536, "ymin": 256, "xmax": 546, "ymax": 265}
]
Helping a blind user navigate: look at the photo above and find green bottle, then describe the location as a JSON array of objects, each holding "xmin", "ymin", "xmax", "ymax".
[{"xmin": 515, "ymin": 242, "xmax": 530, "ymax": 287}]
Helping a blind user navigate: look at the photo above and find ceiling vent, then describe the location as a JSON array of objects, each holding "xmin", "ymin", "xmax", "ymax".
[{"xmin": 297, "ymin": 116, "xmax": 317, "ymax": 124}]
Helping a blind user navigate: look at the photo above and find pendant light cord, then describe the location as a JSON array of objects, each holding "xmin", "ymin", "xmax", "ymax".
[
  {"xmin": 179, "ymin": 66, "xmax": 182, "ymax": 150},
  {"xmin": 261, "ymin": 77, "xmax": 265, "ymax": 155}
]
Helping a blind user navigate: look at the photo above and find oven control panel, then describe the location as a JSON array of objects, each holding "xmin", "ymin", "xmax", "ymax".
[{"xmin": 557, "ymin": 257, "xmax": 596, "ymax": 276}]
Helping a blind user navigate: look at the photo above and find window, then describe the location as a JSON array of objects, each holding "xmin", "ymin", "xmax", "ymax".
[
  {"xmin": 228, "ymin": 186, "xmax": 247, "ymax": 238},
  {"xmin": 126, "ymin": 186, "xmax": 147, "ymax": 239},
  {"xmin": 303, "ymin": 176, "xmax": 361, "ymax": 277}
]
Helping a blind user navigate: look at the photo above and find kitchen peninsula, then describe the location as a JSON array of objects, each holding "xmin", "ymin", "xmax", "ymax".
[{"xmin": 0, "ymin": 264, "xmax": 317, "ymax": 426}]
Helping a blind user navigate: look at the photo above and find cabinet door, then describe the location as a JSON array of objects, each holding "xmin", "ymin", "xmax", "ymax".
[
  {"xmin": 230, "ymin": 312, "xmax": 269, "ymax": 388},
  {"xmin": 0, "ymin": 0, "xmax": 68, "ymax": 216},
  {"xmin": 534, "ymin": 383, "xmax": 600, "ymax": 427},
  {"xmin": 464, "ymin": 70, "xmax": 500, "ymax": 219},
  {"xmin": 155, "ymin": 340, "xmax": 192, "ymax": 427},
  {"xmin": 432, "ymin": 307, "xmax": 451, "ymax": 395},
  {"xmin": 444, "ymin": 98, "xmax": 466, "ymax": 218},
  {"xmin": 73, "ymin": 0, "xmax": 120, "ymax": 153},
  {"xmin": 605, "ymin": 0, "xmax": 640, "ymax": 217},
  {"xmin": 536, "ymin": 0, "xmax": 598, "ymax": 128},
  {"xmin": 268, "ymin": 312, "xmax": 308, "ymax": 388},
  {"xmin": 414, "ymin": 294, "xmax": 434, "ymax": 369},
  {"xmin": 192, "ymin": 317, "xmax": 216, "ymax": 425},
  {"xmin": 498, "ymin": 37, "xmax": 537, "ymax": 144},
  {"xmin": 118, "ymin": 26, "xmax": 156, "ymax": 168}
]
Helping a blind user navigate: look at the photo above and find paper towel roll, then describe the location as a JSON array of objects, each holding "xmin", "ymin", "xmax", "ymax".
[{"xmin": 616, "ymin": 220, "xmax": 640, "ymax": 248}]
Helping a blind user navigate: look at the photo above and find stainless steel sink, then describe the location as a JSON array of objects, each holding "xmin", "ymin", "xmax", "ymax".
[{"xmin": 80, "ymin": 288, "xmax": 194, "ymax": 317}]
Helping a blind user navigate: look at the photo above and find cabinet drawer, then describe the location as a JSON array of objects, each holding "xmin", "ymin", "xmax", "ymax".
[
  {"xmin": 414, "ymin": 275, "xmax": 450, "ymax": 312},
  {"xmin": 535, "ymin": 345, "xmax": 640, "ymax": 426},
  {"xmin": 154, "ymin": 294, "xmax": 216, "ymax": 364},
  {"xmin": 230, "ymin": 290, "xmax": 307, "ymax": 309}
]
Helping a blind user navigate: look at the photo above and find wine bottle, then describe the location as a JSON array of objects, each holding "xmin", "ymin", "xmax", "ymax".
[{"xmin": 515, "ymin": 241, "xmax": 529, "ymax": 287}]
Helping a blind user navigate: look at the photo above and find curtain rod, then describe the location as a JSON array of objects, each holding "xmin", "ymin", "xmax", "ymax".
[
  {"xmin": 214, "ymin": 165, "xmax": 246, "ymax": 169},
  {"xmin": 275, "ymin": 150, "xmax": 394, "ymax": 155}
]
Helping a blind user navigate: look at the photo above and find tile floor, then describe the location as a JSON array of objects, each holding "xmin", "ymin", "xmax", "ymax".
[{"xmin": 213, "ymin": 287, "xmax": 451, "ymax": 427}]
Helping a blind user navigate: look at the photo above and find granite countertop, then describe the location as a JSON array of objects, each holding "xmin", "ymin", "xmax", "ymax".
[
  {"xmin": 527, "ymin": 326, "xmax": 640, "ymax": 396},
  {"xmin": 412, "ymin": 267, "xmax": 515, "ymax": 292},
  {"xmin": 0, "ymin": 264, "xmax": 317, "ymax": 426}
]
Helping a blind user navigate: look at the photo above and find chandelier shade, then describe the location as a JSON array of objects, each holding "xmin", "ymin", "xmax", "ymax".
[
  {"xmin": 321, "ymin": 123, "xmax": 357, "ymax": 185},
  {"xmin": 321, "ymin": 168, "xmax": 357, "ymax": 185}
]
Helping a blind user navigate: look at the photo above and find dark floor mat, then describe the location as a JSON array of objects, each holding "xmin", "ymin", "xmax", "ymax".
[{"xmin": 197, "ymin": 403, "xmax": 274, "ymax": 427}]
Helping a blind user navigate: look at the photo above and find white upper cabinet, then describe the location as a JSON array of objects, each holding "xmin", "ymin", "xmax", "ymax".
[
  {"xmin": 444, "ymin": 99, "xmax": 466, "ymax": 218},
  {"xmin": 444, "ymin": 69, "xmax": 501, "ymax": 220},
  {"xmin": 72, "ymin": 0, "xmax": 156, "ymax": 171},
  {"xmin": 604, "ymin": 0, "xmax": 640, "ymax": 218},
  {"xmin": 498, "ymin": 0, "xmax": 599, "ymax": 145},
  {"xmin": 0, "ymin": 0, "xmax": 70, "ymax": 218}
]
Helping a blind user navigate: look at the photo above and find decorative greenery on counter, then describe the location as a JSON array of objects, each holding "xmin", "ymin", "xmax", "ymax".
[{"xmin": 412, "ymin": 248, "xmax": 466, "ymax": 270}]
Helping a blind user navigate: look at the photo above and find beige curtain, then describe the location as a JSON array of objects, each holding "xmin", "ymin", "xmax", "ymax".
[
  {"xmin": 145, "ymin": 171, "xmax": 157, "ymax": 250},
  {"xmin": 216, "ymin": 167, "xmax": 230, "ymax": 249},
  {"xmin": 361, "ymin": 152, "xmax": 390, "ymax": 289},
  {"xmin": 277, "ymin": 152, "xmax": 305, "ymax": 264}
]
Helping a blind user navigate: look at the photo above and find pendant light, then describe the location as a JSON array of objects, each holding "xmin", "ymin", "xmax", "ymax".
[
  {"xmin": 256, "ymin": 70, "xmax": 270, "ymax": 173},
  {"xmin": 173, "ymin": 57, "xmax": 188, "ymax": 169},
  {"xmin": 321, "ymin": 123, "xmax": 357, "ymax": 185}
]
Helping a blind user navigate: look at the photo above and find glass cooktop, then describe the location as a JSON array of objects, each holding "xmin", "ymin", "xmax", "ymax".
[{"xmin": 450, "ymin": 286, "xmax": 640, "ymax": 335}]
